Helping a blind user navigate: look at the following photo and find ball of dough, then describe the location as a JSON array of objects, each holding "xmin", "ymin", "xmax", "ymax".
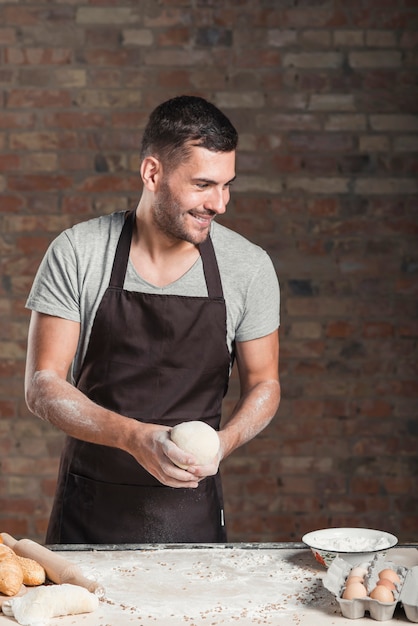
[{"xmin": 170, "ymin": 421, "xmax": 220, "ymax": 467}]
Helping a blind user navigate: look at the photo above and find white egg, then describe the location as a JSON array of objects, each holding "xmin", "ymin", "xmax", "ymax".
[{"xmin": 349, "ymin": 566, "xmax": 368, "ymax": 579}]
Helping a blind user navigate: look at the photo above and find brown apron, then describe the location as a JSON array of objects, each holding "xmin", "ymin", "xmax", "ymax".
[{"xmin": 46, "ymin": 210, "xmax": 232, "ymax": 544}]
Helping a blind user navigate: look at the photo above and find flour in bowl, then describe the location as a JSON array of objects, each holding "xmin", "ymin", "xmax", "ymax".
[{"xmin": 312, "ymin": 536, "xmax": 392, "ymax": 552}]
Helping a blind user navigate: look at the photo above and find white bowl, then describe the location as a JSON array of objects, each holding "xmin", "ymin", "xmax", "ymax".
[{"xmin": 302, "ymin": 527, "xmax": 398, "ymax": 568}]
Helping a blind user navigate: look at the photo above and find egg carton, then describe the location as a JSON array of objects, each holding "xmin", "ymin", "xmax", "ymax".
[{"xmin": 323, "ymin": 553, "xmax": 418, "ymax": 621}]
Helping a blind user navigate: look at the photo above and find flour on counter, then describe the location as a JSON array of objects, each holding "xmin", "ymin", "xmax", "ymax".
[{"xmin": 62, "ymin": 548, "xmax": 327, "ymax": 625}]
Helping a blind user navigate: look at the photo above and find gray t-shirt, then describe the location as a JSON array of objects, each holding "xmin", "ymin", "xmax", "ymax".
[{"xmin": 26, "ymin": 211, "xmax": 280, "ymax": 382}]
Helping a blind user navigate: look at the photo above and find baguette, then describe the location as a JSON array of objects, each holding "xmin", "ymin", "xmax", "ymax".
[
  {"xmin": 0, "ymin": 545, "xmax": 23, "ymax": 596},
  {"xmin": 17, "ymin": 556, "xmax": 46, "ymax": 586}
]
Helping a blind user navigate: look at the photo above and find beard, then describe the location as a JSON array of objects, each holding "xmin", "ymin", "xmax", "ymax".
[{"xmin": 151, "ymin": 180, "xmax": 212, "ymax": 245}]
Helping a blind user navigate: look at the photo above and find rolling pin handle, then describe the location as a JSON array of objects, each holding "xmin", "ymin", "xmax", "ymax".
[{"xmin": 0, "ymin": 533, "xmax": 18, "ymax": 549}]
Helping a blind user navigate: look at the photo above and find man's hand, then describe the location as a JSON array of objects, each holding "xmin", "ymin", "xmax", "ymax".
[{"xmin": 127, "ymin": 422, "xmax": 202, "ymax": 488}]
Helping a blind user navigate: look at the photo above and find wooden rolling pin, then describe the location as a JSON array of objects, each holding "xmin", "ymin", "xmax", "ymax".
[{"xmin": 1, "ymin": 533, "xmax": 105, "ymax": 598}]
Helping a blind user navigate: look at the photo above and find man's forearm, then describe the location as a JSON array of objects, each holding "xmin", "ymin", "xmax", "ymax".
[
  {"xmin": 25, "ymin": 369, "xmax": 137, "ymax": 451},
  {"xmin": 219, "ymin": 379, "xmax": 280, "ymax": 460}
]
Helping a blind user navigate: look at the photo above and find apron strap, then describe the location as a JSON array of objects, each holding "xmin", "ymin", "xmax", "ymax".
[
  {"xmin": 198, "ymin": 236, "xmax": 224, "ymax": 299},
  {"xmin": 109, "ymin": 209, "xmax": 224, "ymax": 299},
  {"xmin": 109, "ymin": 209, "xmax": 135, "ymax": 289}
]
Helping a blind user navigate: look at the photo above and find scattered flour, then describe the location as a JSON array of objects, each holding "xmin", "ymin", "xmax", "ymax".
[{"xmin": 48, "ymin": 547, "xmax": 329, "ymax": 625}]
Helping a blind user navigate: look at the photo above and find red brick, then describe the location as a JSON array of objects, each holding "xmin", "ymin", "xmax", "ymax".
[
  {"xmin": 2, "ymin": 457, "xmax": 60, "ymax": 477},
  {"xmin": 15, "ymin": 235, "xmax": 55, "ymax": 255},
  {"xmin": 399, "ymin": 516, "xmax": 418, "ymax": 540},
  {"xmin": 293, "ymin": 361, "xmax": 326, "ymax": 376},
  {"xmin": 0, "ymin": 400, "xmax": 16, "ymax": 418},
  {"xmin": 0, "ymin": 154, "xmax": 20, "ymax": 170},
  {"xmin": 78, "ymin": 175, "xmax": 140, "ymax": 193},
  {"xmin": 87, "ymin": 68, "xmax": 122, "ymax": 88},
  {"xmin": 8, "ymin": 175, "xmax": 73, "ymax": 192},
  {"xmin": 58, "ymin": 153, "xmax": 90, "ymax": 171},
  {"xmin": 0, "ymin": 27, "xmax": 16, "ymax": 45},
  {"xmin": 5, "ymin": 48, "xmax": 72, "ymax": 65},
  {"xmin": 111, "ymin": 111, "xmax": 149, "ymax": 129},
  {"xmin": 287, "ymin": 132, "xmax": 355, "ymax": 152},
  {"xmin": 307, "ymin": 197, "xmax": 340, "ymax": 217},
  {"xmin": 0, "ymin": 519, "xmax": 29, "ymax": 539},
  {"xmin": 7, "ymin": 89, "xmax": 72, "ymax": 108},
  {"xmin": 325, "ymin": 320, "xmax": 357, "ymax": 339},
  {"xmin": 10, "ymin": 132, "xmax": 78, "ymax": 151},
  {"xmin": 354, "ymin": 399, "xmax": 393, "ymax": 419},
  {"xmin": 297, "ymin": 239, "xmax": 333, "ymax": 256},
  {"xmin": 82, "ymin": 24, "xmax": 121, "ymax": 45},
  {"xmin": 2, "ymin": 6, "xmax": 42, "ymax": 26},
  {"xmin": 41, "ymin": 478, "xmax": 58, "ymax": 498},
  {"xmin": 83, "ymin": 49, "xmax": 140, "ymax": 67},
  {"xmin": 377, "ymin": 379, "xmax": 418, "ymax": 397},
  {"xmin": 60, "ymin": 197, "xmax": 91, "ymax": 216},
  {"xmin": 272, "ymin": 154, "xmax": 302, "ymax": 173},
  {"xmin": 44, "ymin": 111, "xmax": 108, "ymax": 129},
  {"xmin": 157, "ymin": 27, "xmax": 192, "ymax": 46},
  {"xmin": 383, "ymin": 477, "xmax": 416, "ymax": 495},
  {"xmin": 291, "ymin": 400, "xmax": 324, "ymax": 419},
  {"xmin": 362, "ymin": 322, "xmax": 395, "ymax": 338},
  {"xmin": 395, "ymin": 276, "xmax": 418, "ymax": 295},
  {"xmin": 0, "ymin": 498, "xmax": 39, "ymax": 515},
  {"xmin": 152, "ymin": 69, "xmax": 191, "ymax": 91},
  {"xmin": 34, "ymin": 517, "xmax": 50, "ymax": 538},
  {"xmin": 0, "ymin": 111, "xmax": 36, "ymax": 129},
  {"xmin": 249, "ymin": 9, "xmax": 283, "ymax": 28},
  {"xmin": 349, "ymin": 477, "xmax": 381, "ymax": 495},
  {"xmin": 0, "ymin": 437, "xmax": 13, "ymax": 456}
]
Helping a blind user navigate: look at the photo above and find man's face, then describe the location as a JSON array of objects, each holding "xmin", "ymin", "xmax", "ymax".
[{"xmin": 152, "ymin": 146, "xmax": 236, "ymax": 245}]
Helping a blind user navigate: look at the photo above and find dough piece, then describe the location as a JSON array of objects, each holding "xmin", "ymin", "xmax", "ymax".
[
  {"xmin": 0, "ymin": 545, "xmax": 24, "ymax": 596},
  {"xmin": 2, "ymin": 583, "xmax": 99, "ymax": 625},
  {"xmin": 16, "ymin": 556, "xmax": 46, "ymax": 586},
  {"xmin": 0, "ymin": 584, "xmax": 27, "ymax": 609},
  {"xmin": 171, "ymin": 421, "xmax": 220, "ymax": 467}
]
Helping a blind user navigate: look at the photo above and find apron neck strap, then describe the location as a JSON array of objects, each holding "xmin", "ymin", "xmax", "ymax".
[
  {"xmin": 109, "ymin": 209, "xmax": 135, "ymax": 288},
  {"xmin": 109, "ymin": 210, "xmax": 224, "ymax": 299},
  {"xmin": 198, "ymin": 236, "xmax": 224, "ymax": 299}
]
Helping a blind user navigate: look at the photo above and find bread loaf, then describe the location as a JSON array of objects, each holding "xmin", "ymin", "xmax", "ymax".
[
  {"xmin": 17, "ymin": 556, "xmax": 46, "ymax": 586},
  {"xmin": 0, "ymin": 542, "xmax": 46, "ymax": 596},
  {"xmin": 0, "ymin": 545, "xmax": 24, "ymax": 596}
]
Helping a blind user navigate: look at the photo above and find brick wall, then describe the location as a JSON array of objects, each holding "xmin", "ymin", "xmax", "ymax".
[{"xmin": 0, "ymin": 0, "xmax": 417, "ymax": 544}]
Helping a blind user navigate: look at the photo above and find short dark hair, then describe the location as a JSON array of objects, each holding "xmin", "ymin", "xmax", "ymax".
[{"xmin": 140, "ymin": 95, "xmax": 238, "ymax": 170}]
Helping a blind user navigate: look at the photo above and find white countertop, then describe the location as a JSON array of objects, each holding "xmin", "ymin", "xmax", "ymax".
[{"xmin": 1, "ymin": 544, "xmax": 416, "ymax": 625}]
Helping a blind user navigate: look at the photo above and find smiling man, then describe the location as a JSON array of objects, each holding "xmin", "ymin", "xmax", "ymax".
[{"xmin": 24, "ymin": 95, "xmax": 281, "ymax": 544}]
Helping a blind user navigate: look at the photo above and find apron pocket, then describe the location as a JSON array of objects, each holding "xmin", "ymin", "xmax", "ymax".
[{"xmin": 55, "ymin": 472, "xmax": 226, "ymax": 544}]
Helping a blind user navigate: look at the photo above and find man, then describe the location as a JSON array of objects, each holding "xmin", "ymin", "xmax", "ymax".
[{"xmin": 25, "ymin": 95, "xmax": 281, "ymax": 544}]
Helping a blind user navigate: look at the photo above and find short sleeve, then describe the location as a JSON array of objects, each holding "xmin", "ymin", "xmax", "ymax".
[
  {"xmin": 26, "ymin": 231, "xmax": 81, "ymax": 323},
  {"xmin": 234, "ymin": 252, "xmax": 280, "ymax": 343}
]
